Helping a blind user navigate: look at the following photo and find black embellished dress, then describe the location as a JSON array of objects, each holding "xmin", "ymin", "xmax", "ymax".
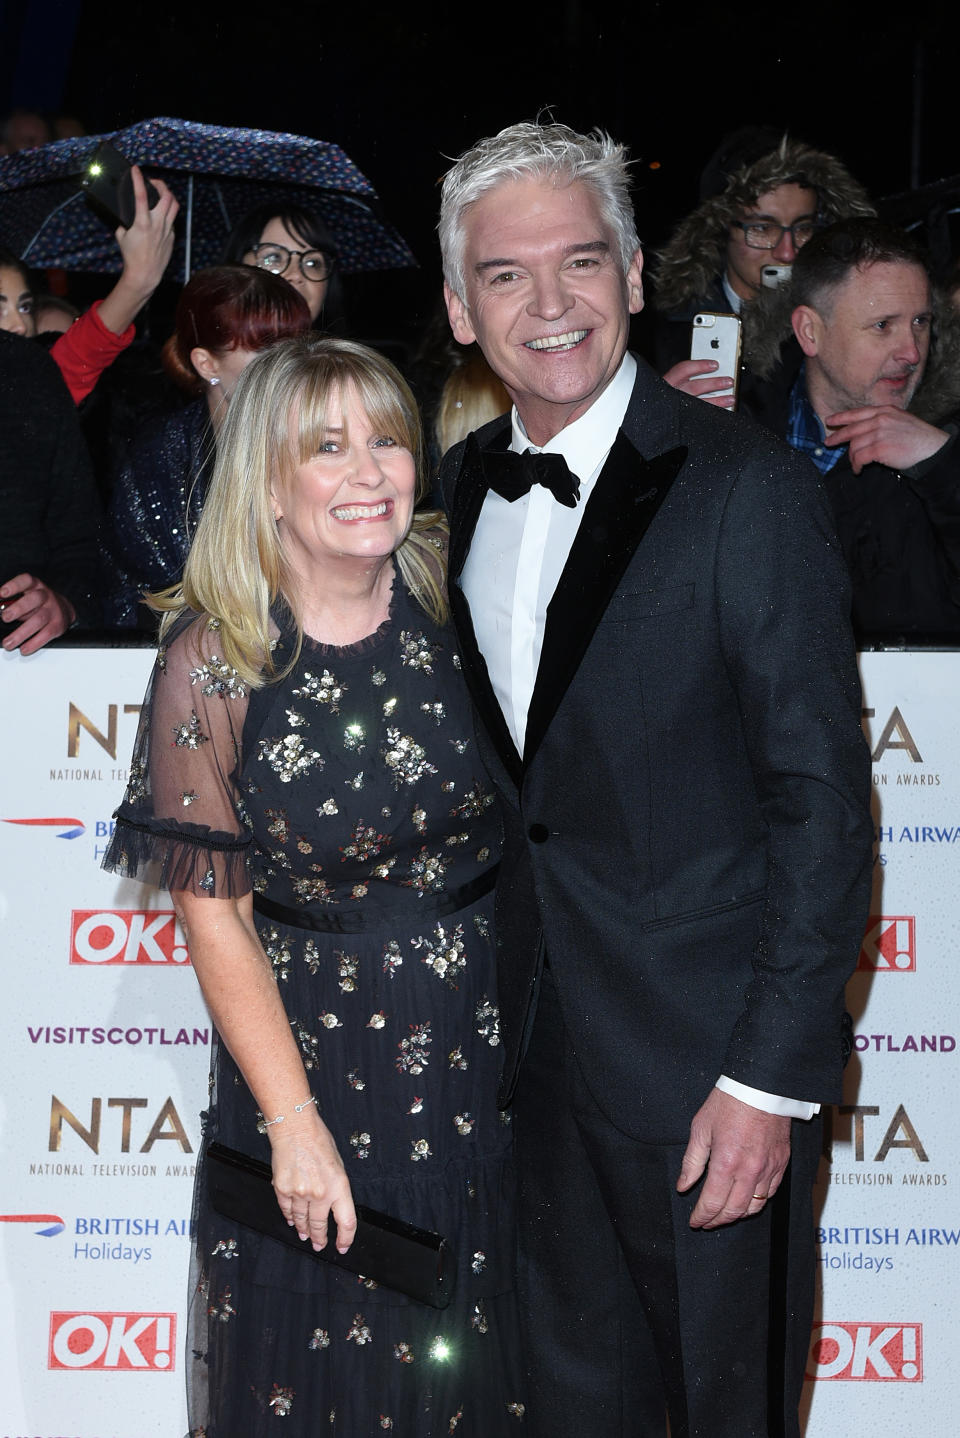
[{"xmin": 103, "ymin": 571, "xmax": 524, "ymax": 1436}]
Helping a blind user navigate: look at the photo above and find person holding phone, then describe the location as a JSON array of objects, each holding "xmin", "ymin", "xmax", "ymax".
[
  {"xmin": 653, "ymin": 130, "xmax": 873, "ymax": 411},
  {"xmin": 0, "ymin": 166, "xmax": 178, "ymax": 402}
]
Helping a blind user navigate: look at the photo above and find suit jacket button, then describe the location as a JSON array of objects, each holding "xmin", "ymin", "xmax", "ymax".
[{"xmin": 528, "ymin": 823, "xmax": 549, "ymax": 843}]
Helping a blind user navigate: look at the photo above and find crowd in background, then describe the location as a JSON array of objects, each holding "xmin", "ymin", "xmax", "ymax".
[{"xmin": 3, "ymin": 106, "xmax": 960, "ymax": 654}]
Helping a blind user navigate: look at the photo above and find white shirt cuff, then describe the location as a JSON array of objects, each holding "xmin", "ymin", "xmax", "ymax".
[{"xmin": 716, "ymin": 1074, "xmax": 820, "ymax": 1120}]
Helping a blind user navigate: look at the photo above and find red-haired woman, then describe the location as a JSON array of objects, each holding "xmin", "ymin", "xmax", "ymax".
[{"xmin": 104, "ymin": 265, "xmax": 310, "ymax": 625}]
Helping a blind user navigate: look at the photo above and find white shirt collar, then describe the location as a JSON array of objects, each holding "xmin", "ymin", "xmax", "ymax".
[
  {"xmin": 510, "ymin": 352, "xmax": 637, "ymax": 481},
  {"xmin": 721, "ymin": 273, "xmax": 743, "ymax": 314}
]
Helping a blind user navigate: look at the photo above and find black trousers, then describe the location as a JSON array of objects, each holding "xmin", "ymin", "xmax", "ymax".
[{"xmin": 512, "ymin": 970, "xmax": 820, "ymax": 1437}]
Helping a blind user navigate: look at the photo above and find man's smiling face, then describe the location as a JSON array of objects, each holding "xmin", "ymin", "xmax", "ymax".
[{"xmin": 445, "ymin": 176, "xmax": 643, "ymax": 446}]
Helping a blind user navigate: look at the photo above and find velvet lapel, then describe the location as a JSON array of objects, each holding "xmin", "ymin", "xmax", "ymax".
[
  {"xmin": 522, "ymin": 430, "xmax": 688, "ymax": 770},
  {"xmin": 447, "ymin": 426, "xmax": 523, "ymax": 790}
]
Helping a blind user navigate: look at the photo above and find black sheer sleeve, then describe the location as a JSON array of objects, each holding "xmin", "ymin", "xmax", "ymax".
[{"xmin": 102, "ymin": 613, "xmax": 253, "ymax": 898}]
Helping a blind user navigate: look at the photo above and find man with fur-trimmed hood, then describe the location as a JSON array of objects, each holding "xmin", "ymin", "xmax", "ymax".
[{"xmin": 652, "ymin": 129, "xmax": 874, "ymax": 400}]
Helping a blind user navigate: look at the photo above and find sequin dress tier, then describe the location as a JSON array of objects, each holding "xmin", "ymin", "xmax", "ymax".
[{"xmin": 103, "ymin": 567, "xmax": 524, "ymax": 1437}]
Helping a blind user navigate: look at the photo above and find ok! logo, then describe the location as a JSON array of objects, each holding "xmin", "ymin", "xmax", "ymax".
[
  {"xmin": 807, "ymin": 1322, "xmax": 922, "ymax": 1382},
  {"xmin": 48, "ymin": 1311, "xmax": 176, "ymax": 1371},
  {"xmin": 70, "ymin": 910, "xmax": 190, "ymax": 966}
]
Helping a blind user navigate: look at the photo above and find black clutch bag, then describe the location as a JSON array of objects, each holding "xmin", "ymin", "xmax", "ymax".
[{"xmin": 206, "ymin": 1141, "xmax": 456, "ymax": 1309}]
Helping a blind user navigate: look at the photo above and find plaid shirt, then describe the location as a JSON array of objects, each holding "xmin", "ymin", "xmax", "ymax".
[{"xmin": 785, "ymin": 367, "xmax": 845, "ymax": 475}]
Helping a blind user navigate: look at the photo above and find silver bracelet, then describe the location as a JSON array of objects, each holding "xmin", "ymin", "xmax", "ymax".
[{"xmin": 259, "ymin": 1094, "xmax": 317, "ymax": 1131}]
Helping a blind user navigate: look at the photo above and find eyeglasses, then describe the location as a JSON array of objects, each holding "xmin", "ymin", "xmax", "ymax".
[
  {"xmin": 248, "ymin": 241, "xmax": 335, "ymax": 283},
  {"xmin": 732, "ymin": 219, "xmax": 819, "ymax": 251}
]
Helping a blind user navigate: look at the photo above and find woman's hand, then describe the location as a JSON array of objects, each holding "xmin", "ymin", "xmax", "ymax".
[
  {"xmin": 98, "ymin": 166, "xmax": 179, "ymax": 335},
  {"xmin": 270, "ymin": 1112, "xmax": 357, "ymax": 1253}
]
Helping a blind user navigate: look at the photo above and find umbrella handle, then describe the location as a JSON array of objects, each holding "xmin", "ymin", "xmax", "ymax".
[{"xmin": 184, "ymin": 173, "xmax": 194, "ymax": 281}]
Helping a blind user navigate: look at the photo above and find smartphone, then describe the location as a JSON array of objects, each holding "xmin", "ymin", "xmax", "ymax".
[
  {"xmin": 80, "ymin": 141, "xmax": 160, "ymax": 230},
  {"xmin": 690, "ymin": 312, "xmax": 742, "ymax": 407},
  {"xmin": 762, "ymin": 264, "xmax": 793, "ymax": 289}
]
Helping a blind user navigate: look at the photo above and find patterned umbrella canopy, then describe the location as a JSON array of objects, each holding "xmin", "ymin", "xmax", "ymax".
[{"xmin": 0, "ymin": 117, "xmax": 416, "ymax": 280}]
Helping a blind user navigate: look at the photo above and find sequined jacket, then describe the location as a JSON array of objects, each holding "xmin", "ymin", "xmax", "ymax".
[
  {"xmin": 441, "ymin": 355, "xmax": 874, "ymax": 1143},
  {"xmin": 104, "ymin": 399, "xmax": 214, "ymax": 627}
]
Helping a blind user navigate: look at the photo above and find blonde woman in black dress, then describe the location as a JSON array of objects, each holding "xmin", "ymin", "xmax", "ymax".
[{"xmin": 104, "ymin": 337, "xmax": 523, "ymax": 1435}]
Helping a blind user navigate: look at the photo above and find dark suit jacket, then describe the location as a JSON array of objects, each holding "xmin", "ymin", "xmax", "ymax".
[{"xmin": 440, "ymin": 356, "xmax": 874, "ymax": 1145}]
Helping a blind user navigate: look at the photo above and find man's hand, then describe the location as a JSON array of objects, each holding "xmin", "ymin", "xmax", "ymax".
[
  {"xmin": 98, "ymin": 166, "xmax": 179, "ymax": 336},
  {"xmin": 677, "ymin": 1087, "xmax": 791, "ymax": 1229},
  {"xmin": 824, "ymin": 405, "xmax": 949, "ymax": 475},
  {"xmin": 663, "ymin": 358, "xmax": 736, "ymax": 410},
  {"xmin": 0, "ymin": 573, "xmax": 75, "ymax": 654}
]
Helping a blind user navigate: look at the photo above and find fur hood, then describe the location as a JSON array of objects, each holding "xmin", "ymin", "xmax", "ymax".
[
  {"xmin": 653, "ymin": 137, "xmax": 875, "ymax": 316},
  {"xmin": 745, "ymin": 280, "xmax": 960, "ymax": 427}
]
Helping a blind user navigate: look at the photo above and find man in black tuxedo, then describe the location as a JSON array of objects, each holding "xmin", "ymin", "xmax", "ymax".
[{"xmin": 438, "ymin": 122, "xmax": 873, "ymax": 1437}]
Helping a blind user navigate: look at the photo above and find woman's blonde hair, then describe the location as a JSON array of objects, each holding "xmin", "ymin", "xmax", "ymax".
[
  {"xmin": 434, "ymin": 350, "xmax": 511, "ymax": 456},
  {"xmin": 154, "ymin": 336, "xmax": 447, "ymax": 687}
]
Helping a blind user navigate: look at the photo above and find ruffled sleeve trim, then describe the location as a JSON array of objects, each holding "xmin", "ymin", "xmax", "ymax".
[{"xmin": 106, "ymin": 808, "xmax": 252, "ymax": 899}]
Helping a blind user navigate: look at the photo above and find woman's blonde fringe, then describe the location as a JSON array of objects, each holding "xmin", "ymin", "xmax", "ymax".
[{"xmin": 147, "ymin": 338, "xmax": 449, "ymax": 688}]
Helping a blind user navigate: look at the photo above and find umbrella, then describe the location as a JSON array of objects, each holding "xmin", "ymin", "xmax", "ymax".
[{"xmin": 0, "ymin": 117, "xmax": 416, "ymax": 281}]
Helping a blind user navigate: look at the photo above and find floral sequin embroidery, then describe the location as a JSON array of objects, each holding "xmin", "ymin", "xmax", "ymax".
[
  {"xmin": 382, "ymin": 941, "xmax": 403, "ymax": 977},
  {"xmin": 475, "ymin": 998, "xmax": 501, "ymax": 1045},
  {"xmin": 340, "ymin": 821, "xmax": 390, "ymax": 864},
  {"xmin": 396, "ymin": 1022, "xmax": 431, "ymax": 1075},
  {"xmin": 208, "ymin": 1286, "xmax": 235, "ymax": 1323},
  {"xmin": 347, "ymin": 1314, "xmax": 372, "ymax": 1345},
  {"xmin": 382, "ymin": 729, "xmax": 437, "ymax": 789},
  {"xmin": 335, "ymin": 950, "xmax": 359, "ymax": 992},
  {"xmin": 292, "ymin": 669, "xmax": 346, "ymax": 713},
  {"xmin": 403, "ymin": 847, "xmax": 447, "ymax": 894},
  {"xmin": 188, "ymin": 655, "xmax": 246, "ymax": 699},
  {"xmin": 343, "ymin": 722, "xmax": 365, "ymax": 752},
  {"xmin": 258, "ymin": 734, "xmax": 324, "ymax": 783},
  {"xmin": 412, "ymin": 922, "xmax": 466, "ymax": 987},
  {"xmin": 268, "ymin": 1384, "xmax": 294, "ymax": 1416},
  {"xmin": 351, "ymin": 1131, "xmax": 372, "ymax": 1159},
  {"xmin": 399, "ymin": 630, "xmax": 439, "ymax": 673},
  {"xmin": 450, "ymin": 781, "xmax": 495, "ymax": 820},
  {"xmin": 126, "ymin": 759, "xmax": 147, "ymax": 803},
  {"xmin": 291, "ymin": 874, "xmax": 336, "ymax": 905},
  {"xmin": 263, "ymin": 929, "xmax": 293, "ymax": 982},
  {"xmin": 172, "ymin": 710, "xmax": 208, "ymax": 748},
  {"xmin": 309, "ymin": 1328, "xmax": 330, "ymax": 1350}
]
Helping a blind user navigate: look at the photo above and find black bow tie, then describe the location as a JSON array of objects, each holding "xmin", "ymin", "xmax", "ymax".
[{"xmin": 480, "ymin": 447, "xmax": 580, "ymax": 508}]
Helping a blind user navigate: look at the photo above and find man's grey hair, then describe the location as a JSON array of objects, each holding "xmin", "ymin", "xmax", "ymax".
[{"xmin": 439, "ymin": 121, "xmax": 639, "ymax": 300}]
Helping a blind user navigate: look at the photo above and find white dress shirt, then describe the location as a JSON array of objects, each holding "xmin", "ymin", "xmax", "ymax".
[{"xmin": 459, "ymin": 354, "xmax": 816, "ymax": 1122}]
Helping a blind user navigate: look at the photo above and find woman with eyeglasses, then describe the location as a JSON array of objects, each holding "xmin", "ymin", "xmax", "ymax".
[{"xmin": 222, "ymin": 203, "xmax": 347, "ymax": 331}]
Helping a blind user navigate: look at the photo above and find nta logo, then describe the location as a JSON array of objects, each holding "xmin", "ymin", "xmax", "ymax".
[
  {"xmin": 857, "ymin": 916, "xmax": 916, "ymax": 973},
  {"xmin": 70, "ymin": 910, "xmax": 189, "ymax": 966},
  {"xmin": 48, "ymin": 1311, "xmax": 175, "ymax": 1370},
  {"xmin": 862, "ymin": 706, "xmax": 922, "ymax": 763},
  {"xmin": 807, "ymin": 1322, "xmax": 922, "ymax": 1382}
]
